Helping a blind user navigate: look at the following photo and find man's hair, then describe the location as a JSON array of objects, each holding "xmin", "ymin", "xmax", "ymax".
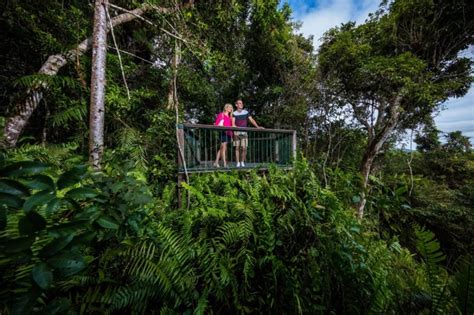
[{"xmin": 235, "ymin": 98, "xmax": 243, "ymax": 104}]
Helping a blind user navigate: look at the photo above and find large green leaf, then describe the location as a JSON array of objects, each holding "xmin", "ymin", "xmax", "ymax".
[
  {"xmin": 57, "ymin": 165, "xmax": 88, "ymax": 190},
  {"xmin": 18, "ymin": 211, "xmax": 47, "ymax": 235},
  {"xmin": 23, "ymin": 189, "xmax": 55, "ymax": 213},
  {"xmin": 23, "ymin": 174, "xmax": 55, "ymax": 191},
  {"xmin": 0, "ymin": 192, "xmax": 23, "ymax": 209},
  {"xmin": 0, "ymin": 161, "xmax": 49, "ymax": 177},
  {"xmin": 67, "ymin": 231, "xmax": 96, "ymax": 248},
  {"xmin": 65, "ymin": 187, "xmax": 98, "ymax": 200},
  {"xmin": 45, "ymin": 198, "xmax": 62, "ymax": 216},
  {"xmin": 40, "ymin": 234, "xmax": 74, "ymax": 258},
  {"xmin": 32, "ymin": 262, "xmax": 53, "ymax": 289},
  {"xmin": 48, "ymin": 220, "xmax": 89, "ymax": 236},
  {"xmin": 47, "ymin": 252, "xmax": 86, "ymax": 277},
  {"xmin": 0, "ymin": 179, "xmax": 30, "ymax": 196},
  {"xmin": 96, "ymin": 215, "xmax": 119, "ymax": 229}
]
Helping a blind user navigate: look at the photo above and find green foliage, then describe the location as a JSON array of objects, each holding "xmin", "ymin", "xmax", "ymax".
[
  {"xmin": 1, "ymin": 0, "xmax": 473, "ymax": 313},
  {"xmin": 356, "ymin": 150, "xmax": 474, "ymax": 264},
  {"xmin": 444, "ymin": 131, "xmax": 472, "ymax": 154},
  {"xmin": 0, "ymin": 157, "xmax": 441, "ymax": 314},
  {"xmin": 415, "ymin": 124, "xmax": 442, "ymax": 153}
]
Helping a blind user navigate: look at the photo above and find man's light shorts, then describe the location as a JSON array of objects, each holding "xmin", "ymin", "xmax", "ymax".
[{"xmin": 233, "ymin": 131, "xmax": 248, "ymax": 148}]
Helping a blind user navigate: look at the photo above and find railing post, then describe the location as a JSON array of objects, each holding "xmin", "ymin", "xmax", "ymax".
[
  {"xmin": 177, "ymin": 125, "xmax": 185, "ymax": 208},
  {"xmin": 177, "ymin": 124, "xmax": 185, "ymax": 170},
  {"xmin": 275, "ymin": 136, "xmax": 279, "ymax": 163},
  {"xmin": 177, "ymin": 173, "xmax": 184, "ymax": 208},
  {"xmin": 292, "ymin": 130, "xmax": 297, "ymax": 160}
]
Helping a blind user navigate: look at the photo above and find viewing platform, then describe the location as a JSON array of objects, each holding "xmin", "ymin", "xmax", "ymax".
[{"xmin": 177, "ymin": 123, "xmax": 296, "ymax": 173}]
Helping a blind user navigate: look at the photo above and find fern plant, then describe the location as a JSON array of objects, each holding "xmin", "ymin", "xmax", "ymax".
[{"xmin": 415, "ymin": 226, "xmax": 454, "ymax": 314}]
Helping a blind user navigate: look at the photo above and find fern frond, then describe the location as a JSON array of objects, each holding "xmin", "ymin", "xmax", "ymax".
[
  {"xmin": 109, "ymin": 283, "xmax": 158, "ymax": 312},
  {"xmin": 14, "ymin": 74, "xmax": 82, "ymax": 90},
  {"xmin": 415, "ymin": 226, "xmax": 451, "ymax": 314},
  {"xmin": 50, "ymin": 102, "xmax": 87, "ymax": 127},
  {"xmin": 453, "ymin": 255, "xmax": 474, "ymax": 314},
  {"xmin": 218, "ymin": 214, "xmax": 254, "ymax": 247},
  {"xmin": 6, "ymin": 143, "xmax": 79, "ymax": 166},
  {"xmin": 193, "ymin": 289, "xmax": 209, "ymax": 315},
  {"xmin": 242, "ymin": 250, "xmax": 256, "ymax": 287},
  {"xmin": 117, "ymin": 127, "xmax": 148, "ymax": 171}
]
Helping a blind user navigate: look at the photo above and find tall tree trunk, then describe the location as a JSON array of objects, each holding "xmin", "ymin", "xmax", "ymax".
[
  {"xmin": 167, "ymin": 40, "xmax": 181, "ymax": 110},
  {"xmin": 89, "ymin": 0, "xmax": 108, "ymax": 170},
  {"xmin": 1, "ymin": 2, "xmax": 191, "ymax": 148},
  {"xmin": 357, "ymin": 94, "xmax": 403, "ymax": 219}
]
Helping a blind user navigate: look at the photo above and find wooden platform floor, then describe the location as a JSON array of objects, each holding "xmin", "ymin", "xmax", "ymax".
[{"xmin": 179, "ymin": 161, "xmax": 292, "ymax": 173}]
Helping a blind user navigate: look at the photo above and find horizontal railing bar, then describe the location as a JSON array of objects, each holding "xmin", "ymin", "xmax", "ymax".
[
  {"xmin": 180, "ymin": 123, "xmax": 295, "ymax": 134},
  {"xmin": 178, "ymin": 165, "xmax": 294, "ymax": 173}
]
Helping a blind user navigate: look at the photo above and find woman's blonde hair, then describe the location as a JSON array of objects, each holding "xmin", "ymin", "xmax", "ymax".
[{"xmin": 223, "ymin": 103, "xmax": 233, "ymax": 115}]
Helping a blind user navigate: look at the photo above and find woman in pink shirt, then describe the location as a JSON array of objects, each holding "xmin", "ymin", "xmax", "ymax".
[{"xmin": 213, "ymin": 103, "xmax": 233, "ymax": 167}]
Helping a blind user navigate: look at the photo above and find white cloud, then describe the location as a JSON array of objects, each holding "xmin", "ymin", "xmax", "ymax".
[
  {"xmin": 354, "ymin": 0, "xmax": 380, "ymax": 24},
  {"xmin": 435, "ymin": 87, "xmax": 474, "ymax": 141},
  {"xmin": 436, "ymin": 120, "xmax": 474, "ymax": 132},
  {"xmin": 293, "ymin": 0, "xmax": 380, "ymax": 50}
]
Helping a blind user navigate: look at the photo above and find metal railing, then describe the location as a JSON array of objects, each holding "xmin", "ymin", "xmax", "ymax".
[{"xmin": 177, "ymin": 123, "xmax": 296, "ymax": 173}]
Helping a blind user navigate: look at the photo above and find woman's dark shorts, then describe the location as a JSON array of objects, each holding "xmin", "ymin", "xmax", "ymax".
[{"xmin": 219, "ymin": 132, "xmax": 232, "ymax": 143}]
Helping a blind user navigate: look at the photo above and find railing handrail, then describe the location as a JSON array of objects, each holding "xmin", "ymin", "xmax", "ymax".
[{"xmin": 179, "ymin": 123, "xmax": 295, "ymax": 134}]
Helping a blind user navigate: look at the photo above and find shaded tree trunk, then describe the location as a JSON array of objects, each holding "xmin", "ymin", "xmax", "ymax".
[
  {"xmin": 1, "ymin": 2, "xmax": 191, "ymax": 148},
  {"xmin": 357, "ymin": 94, "xmax": 403, "ymax": 219},
  {"xmin": 89, "ymin": 0, "xmax": 108, "ymax": 170}
]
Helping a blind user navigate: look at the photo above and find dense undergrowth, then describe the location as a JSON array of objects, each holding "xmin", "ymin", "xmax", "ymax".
[{"xmin": 1, "ymin": 149, "xmax": 472, "ymax": 314}]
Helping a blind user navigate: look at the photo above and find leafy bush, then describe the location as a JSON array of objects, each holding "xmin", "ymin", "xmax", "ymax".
[{"xmin": 0, "ymin": 159, "xmax": 156, "ymax": 314}]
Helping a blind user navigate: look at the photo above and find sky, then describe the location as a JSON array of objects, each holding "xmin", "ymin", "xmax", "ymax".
[{"xmin": 283, "ymin": 0, "xmax": 474, "ymax": 144}]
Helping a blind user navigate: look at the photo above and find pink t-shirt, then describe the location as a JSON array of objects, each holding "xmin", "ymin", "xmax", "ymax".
[{"xmin": 214, "ymin": 113, "xmax": 233, "ymax": 136}]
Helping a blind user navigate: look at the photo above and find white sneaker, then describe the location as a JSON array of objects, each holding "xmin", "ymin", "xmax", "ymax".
[
  {"xmin": 236, "ymin": 162, "xmax": 241, "ymax": 167},
  {"xmin": 241, "ymin": 162, "xmax": 245, "ymax": 167}
]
